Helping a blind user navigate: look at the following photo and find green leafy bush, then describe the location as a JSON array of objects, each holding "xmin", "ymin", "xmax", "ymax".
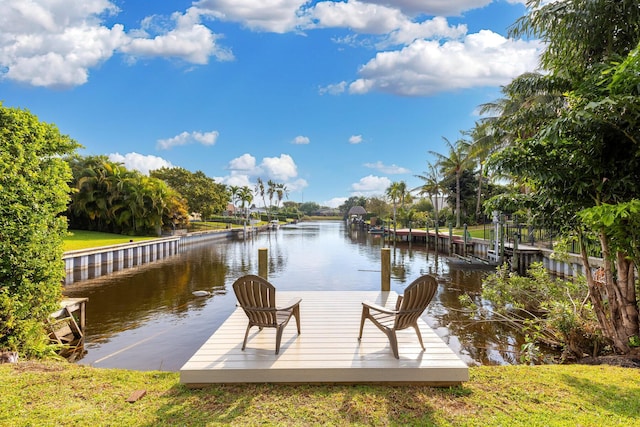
[
  {"xmin": 479, "ymin": 263, "xmax": 604, "ymax": 362},
  {"xmin": 0, "ymin": 104, "xmax": 79, "ymax": 356}
]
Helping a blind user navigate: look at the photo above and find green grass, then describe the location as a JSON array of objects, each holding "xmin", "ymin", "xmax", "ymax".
[
  {"xmin": 63, "ymin": 230, "xmax": 159, "ymax": 251},
  {"xmin": 1, "ymin": 362, "xmax": 638, "ymax": 426}
]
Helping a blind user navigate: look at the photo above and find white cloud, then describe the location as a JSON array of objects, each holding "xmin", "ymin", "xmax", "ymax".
[
  {"xmin": 0, "ymin": 1, "xmax": 231, "ymax": 88},
  {"xmin": 286, "ymin": 178, "xmax": 309, "ymax": 192},
  {"xmin": 261, "ymin": 154, "xmax": 298, "ymax": 181},
  {"xmin": 349, "ymin": 135, "xmax": 364, "ymax": 144},
  {"xmin": 228, "ymin": 153, "xmax": 258, "ymax": 172},
  {"xmin": 324, "ymin": 197, "xmax": 347, "ymax": 209},
  {"xmin": 319, "ymin": 81, "xmax": 347, "ymax": 95},
  {"xmin": 108, "ymin": 152, "xmax": 173, "ymax": 175},
  {"xmin": 222, "ymin": 152, "xmax": 306, "ymax": 197},
  {"xmin": 226, "ymin": 153, "xmax": 298, "ymax": 181},
  {"xmin": 351, "ymin": 175, "xmax": 391, "ymax": 195},
  {"xmin": 219, "ymin": 174, "xmax": 253, "ymax": 188},
  {"xmin": 292, "ymin": 135, "xmax": 310, "ymax": 144},
  {"xmin": 311, "ymin": 1, "xmax": 407, "ymax": 35},
  {"xmin": 120, "ymin": 7, "xmax": 233, "ymax": 63},
  {"xmin": 195, "ymin": 0, "xmax": 310, "ymax": 33},
  {"xmin": 0, "ymin": 0, "xmax": 126, "ymax": 87},
  {"xmin": 382, "ymin": 16, "xmax": 466, "ymax": 47},
  {"xmin": 359, "ymin": 0, "xmax": 494, "ymax": 16},
  {"xmin": 157, "ymin": 130, "xmax": 219, "ymax": 150},
  {"xmin": 364, "ymin": 161, "xmax": 410, "ymax": 174},
  {"xmin": 312, "ymin": 1, "xmax": 466, "ymax": 46},
  {"xmin": 348, "ymin": 31, "xmax": 542, "ymax": 96}
]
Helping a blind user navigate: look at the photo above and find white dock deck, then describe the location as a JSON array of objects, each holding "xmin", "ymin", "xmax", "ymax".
[{"xmin": 180, "ymin": 291, "xmax": 469, "ymax": 386}]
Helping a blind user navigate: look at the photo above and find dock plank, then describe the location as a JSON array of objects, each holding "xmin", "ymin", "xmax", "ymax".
[{"xmin": 180, "ymin": 291, "xmax": 469, "ymax": 386}]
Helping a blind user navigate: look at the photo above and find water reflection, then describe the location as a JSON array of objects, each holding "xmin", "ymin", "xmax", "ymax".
[{"xmin": 64, "ymin": 220, "xmax": 533, "ymax": 371}]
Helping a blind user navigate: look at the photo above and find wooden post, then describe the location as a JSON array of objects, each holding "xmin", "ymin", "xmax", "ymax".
[
  {"xmin": 463, "ymin": 223, "xmax": 468, "ymax": 257},
  {"xmin": 425, "ymin": 223, "xmax": 429, "ymax": 249},
  {"xmin": 381, "ymin": 248, "xmax": 390, "ymax": 291},
  {"xmin": 258, "ymin": 248, "xmax": 268, "ymax": 279}
]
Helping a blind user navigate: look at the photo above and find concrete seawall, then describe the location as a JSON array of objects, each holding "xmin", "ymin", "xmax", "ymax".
[{"xmin": 62, "ymin": 230, "xmax": 233, "ymax": 285}]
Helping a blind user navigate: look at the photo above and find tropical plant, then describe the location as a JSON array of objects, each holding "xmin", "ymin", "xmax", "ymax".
[
  {"xmin": 430, "ymin": 137, "xmax": 473, "ymax": 228},
  {"xmin": 385, "ymin": 181, "xmax": 408, "ymax": 234},
  {"xmin": 414, "ymin": 161, "xmax": 444, "ymax": 229},
  {"xmin": 0, "ymin": 104, "xmax": 80, "ymax": 356},
  {"xmin": 275, "ymin": 183, "xmax": 288, "ymax": 210},
  {"xmin": 151, "ymin": 167, "xmax": 228, "ymax": 220},
  {"xmin": 237, "ymin": 186, "xmax": 254, "ymax": 230},
  {"xmin": 475, "ymin": 263, "xmax": 603, "ymax": 362},
  {"xmin": 69, "ymin": 157, "xmax": 189, "ymax": 235},
  {"xmin": 255, "ymin": 178, "xmax": 269, "ymax": 221}
]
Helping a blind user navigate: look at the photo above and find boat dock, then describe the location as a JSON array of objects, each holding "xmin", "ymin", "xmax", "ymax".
[{"xmin": 180, "ymin": 291, "xmax": 469, "ymax": 387}]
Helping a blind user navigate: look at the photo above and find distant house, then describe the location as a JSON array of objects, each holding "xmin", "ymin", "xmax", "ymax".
[{"xmin": 224, "ymin": 203, "xmax": 236, "ymax": 217}]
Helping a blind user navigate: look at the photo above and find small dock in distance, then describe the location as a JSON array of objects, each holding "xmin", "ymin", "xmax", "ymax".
[{"xmin": 180, "ymin": 291, "xmax": 469, "ymax": 387}]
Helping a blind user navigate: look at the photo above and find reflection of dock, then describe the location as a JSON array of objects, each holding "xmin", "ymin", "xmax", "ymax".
[{"xmin": 180, "ymin": 291, "xmax": 469, "ymax": 386}]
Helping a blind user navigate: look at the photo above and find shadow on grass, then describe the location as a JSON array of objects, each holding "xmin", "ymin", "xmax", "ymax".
[
  {"xmin": 561, "ymin": 371, "xmax": 640, "ymax": 418},
  {"xmin": 147, "ymin": 383, "xmax": 473, "ymax": 426}
]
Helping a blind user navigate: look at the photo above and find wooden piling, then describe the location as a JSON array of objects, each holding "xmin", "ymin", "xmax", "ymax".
[
  {"xmin": 258, "ymin": 248, "xmax": 268, "ymax": 279},
  {"xmin": 381, "ymin": 248, "xmax": 390, "ymax": 291}
]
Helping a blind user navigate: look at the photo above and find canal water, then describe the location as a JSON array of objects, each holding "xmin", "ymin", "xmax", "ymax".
[{"xmin": 63, "ymin": 220, "xmax": 525, "ymax": 371}]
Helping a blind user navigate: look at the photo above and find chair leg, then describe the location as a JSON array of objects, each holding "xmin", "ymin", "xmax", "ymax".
[
  {"xmin": 388, "ymin": 330, "xmax": 399, "ymax": 359},
  {"xmin": 275, "ymin": 326, "xmax": 284, "ymax": 354},
  {"xmin": 242, "ymin": 323, "xmax": 252, "ymax": 351},
  {"xmin": 413, "ymin": 323, "xmax": 425, "ymax": 350},
  {"xmin": 293, "ymin": 305, "xmax": 301, "ymax": 334},
  {"xmin": 358, "ymin": 307, "xmax": 368, "ymax": 340}
]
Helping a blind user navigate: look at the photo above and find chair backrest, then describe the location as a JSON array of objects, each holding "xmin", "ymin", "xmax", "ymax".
[
  {"xmin": 232, "ymin": 275, "xmax": 278, "ymax": 327},
  {"xmin": 395, "ymin": 274, "xmax": 438, "ymax": 330}
]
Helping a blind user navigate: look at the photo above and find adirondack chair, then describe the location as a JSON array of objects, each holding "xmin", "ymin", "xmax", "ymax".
[
  {"xmin": 232, "ymin": 275, "xmax": 301, "ymax": 354},
  {"xmin": 358, "ymin": 274, "xmax": 438, "ymax": 358}
]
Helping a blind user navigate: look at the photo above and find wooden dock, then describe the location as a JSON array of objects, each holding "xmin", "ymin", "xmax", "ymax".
[{"xmin": 180, "ymin": 291, "xmax": 469, "ymax": 387}]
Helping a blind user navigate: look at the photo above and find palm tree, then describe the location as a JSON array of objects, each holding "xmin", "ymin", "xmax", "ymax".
[
  {"xmin": 229, "ymin": 185, "xmax": 240, "ymax": 218},
  {"xmin": 429, "ymin": 137, "xmax": 473, "ymax": 228},
  {"xmin": 414, "ymin": 161, "xmax": 444, "ymax": 228},
  {"xmin": 385, "ymin": 181, "xmax": 405, "ymax": 235},
  {"xmin": 266, "ymin": 180, "xmax": 278, "ymax": 220},
  {"xmin": 275, "ymin": 183, "xmax": 288, "ymax": 211},
  {"xmin": 255, "ymin": 178, "xmax": 269, "ymax": 221},
  {"xmin": 466, "ymin": 121, "xmax": 501, "ymax": 220},
  {"xmin": 237, "ymin": 186, "xmax": 253, "ymax": 232}
]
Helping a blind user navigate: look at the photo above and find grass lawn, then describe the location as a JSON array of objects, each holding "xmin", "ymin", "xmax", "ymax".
[
  {"xmin": 64, "ymin": 230, "xmax": 159, "ymax": 251},
  {"xmin": 1, "ymin": 362, "xmax": 638, "ymax": 426}
]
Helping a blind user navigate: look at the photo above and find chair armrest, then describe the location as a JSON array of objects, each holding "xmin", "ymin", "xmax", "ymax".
[
  {"xmin": 277, "ymin": 298, "xmax": 302, "ymax": 311},
  {"xmin": 362, "ymin": 300, "xmax": 397, "ymax": 315}
]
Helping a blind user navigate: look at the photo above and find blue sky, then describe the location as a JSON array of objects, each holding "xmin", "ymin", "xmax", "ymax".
[{"xmin": 1, "ymin": 0, "xmax": 542, "ymax": 208}]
